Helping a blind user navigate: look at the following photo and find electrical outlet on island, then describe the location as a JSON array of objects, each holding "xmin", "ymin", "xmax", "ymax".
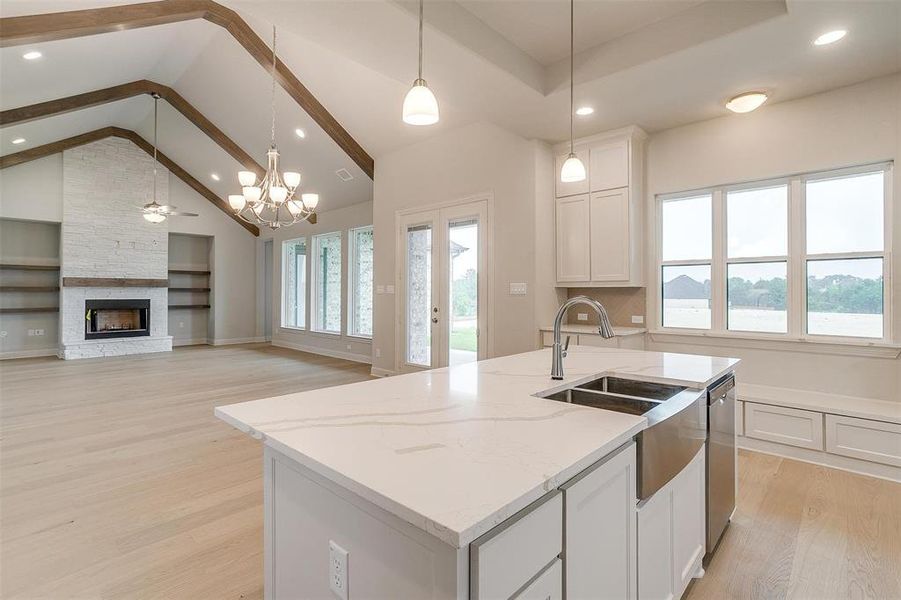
[{"xmin": 577, "ymin": 313, "xmax": 588, "ymax": 321}]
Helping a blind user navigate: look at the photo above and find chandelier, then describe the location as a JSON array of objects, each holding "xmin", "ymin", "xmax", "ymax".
[{"xmin": 229, "ymin": 25, "xmax": 319, "ymax": 229}]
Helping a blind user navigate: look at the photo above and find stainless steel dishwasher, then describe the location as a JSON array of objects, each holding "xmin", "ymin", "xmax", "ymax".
[{"xmin": 705, "ymin": 374, "xmax": 736, "ymax": 565}]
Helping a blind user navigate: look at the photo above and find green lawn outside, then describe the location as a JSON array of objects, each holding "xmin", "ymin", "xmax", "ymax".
[{"xmin": 450, "ymin": 326, "xmax": 477, "ymax": 352}]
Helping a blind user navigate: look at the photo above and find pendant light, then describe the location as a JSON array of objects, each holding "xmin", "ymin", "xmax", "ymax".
[
  {"xmin": 402, "ymin": 0, "xmax": 439, "ymax": 125},
  {"xmin": 560, "ymin": 0, "xmax": 586, "ymax": 183}
]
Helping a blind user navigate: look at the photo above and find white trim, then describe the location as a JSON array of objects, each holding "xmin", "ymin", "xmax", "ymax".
[
  {"xmin": 648, "ymin": 329, "xmax": 901, "ymax": 358},
  {"xmin": 210, "ymin": 336, "xmax": 268, "ymax": 346},
  {"xmin": 271, "ymin": 339, "xmax": 371, "ymax": 365},
  {"xmin": 739, "ymin": 437, "xmax": 901, "ymax": 483},
  {"xmin": 173, "ymin": 338, "xmax": 209, "ymax": 347},
  {"xmin": 370, "ymin": 366, "xmax": 396, "ymax": 378},
  {"xmin": 0, "ymin": 347, "xmax": 58, "ymax": 360}
]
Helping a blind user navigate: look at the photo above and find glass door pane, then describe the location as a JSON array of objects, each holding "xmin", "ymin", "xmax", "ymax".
[
  {"xmin": 406, "ymin": 224, "xmax": 433, "ymax": 366},
  {"xmin": 448, "ymin": 218, "xmax": 478, "ymax": 366}
]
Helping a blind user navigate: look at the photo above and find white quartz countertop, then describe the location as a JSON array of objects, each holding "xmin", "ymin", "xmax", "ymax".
[
  {"xmin": 539, "ymin": 325, "xmax": 647, "ymax": 336},
  {"xmin": 216, "ymin": 347, "xmax": 738, "ymax": 548}
]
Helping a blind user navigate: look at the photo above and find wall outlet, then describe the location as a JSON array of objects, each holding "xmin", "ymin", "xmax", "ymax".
[
  {"xmin": 577, "ymin": 313, "xmax": 588, "ymax": 321},
  {"xmin": 0, "ymin": 331, "xmax": 7, "ymax": 338},
  {"xmin": 329, "ymin": 540, "xmax": 349, "ymax": 600},
  {"xmin": 346, "ymin": 344, "xmax": 352, "ymax": 350},
  {"xmin": 179, "ymin": 321, "xmax": 185, "ymax": 328},
  {"xmin": 631, "ymin": 315, "xmax": 644, "ymax": 324},
  {"xmin": 375, "ymin": 348, "xmax": 381, "ymax": 358},
  {"xmin": 34, "ymin": 329, "xmax": 44, "ymax": 336},
  {"xmin": 27, "ymin": 329, "xmax": 35, "ymax": 336}
]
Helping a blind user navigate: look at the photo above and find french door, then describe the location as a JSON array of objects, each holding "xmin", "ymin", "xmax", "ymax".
[{"xmin": 398, "ymin": 199, "xmax": 488, "ymax": 372}]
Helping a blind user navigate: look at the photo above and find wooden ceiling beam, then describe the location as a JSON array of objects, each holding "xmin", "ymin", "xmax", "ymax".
[
  {"xmin": 1, "ymin": 79, "xmax": 266, "ymax": 179},
  {"xmin": 0, "ymin": 127, "xmax": 260, "ymax": 236},
  {"xmin": 0, "ymin": 0, "xmax": 375, "ymax": 179}
]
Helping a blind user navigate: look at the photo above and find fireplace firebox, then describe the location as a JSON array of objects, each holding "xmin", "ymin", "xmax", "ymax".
[{"xmin": 85, "ymin": 299, "xmax": 151, "ymax": 340}]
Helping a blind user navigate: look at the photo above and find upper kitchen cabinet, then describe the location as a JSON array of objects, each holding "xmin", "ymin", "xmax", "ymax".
[{"xmin": 554, "ymin": 127, "xmax": 647, "ymax": 287}]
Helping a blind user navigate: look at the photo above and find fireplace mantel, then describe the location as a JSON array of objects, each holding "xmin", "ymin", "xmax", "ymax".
[{"xmin": 62, "ymin": 277, "xmax": 168, "ymax": 287}]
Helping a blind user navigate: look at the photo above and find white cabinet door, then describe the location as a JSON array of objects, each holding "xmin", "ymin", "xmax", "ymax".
[
  {"xmin": 671, "ymin": 449, "xmax": 706, "ymax": 597},
  {"xmin": 589, "ymin": 140, "xmax": 629, "ymax": 192},
  {"xmin": 556, "ymin": 195, "xmax": 591, "ymax": 283},
  {"xmin": 563, "ymin": 442, "xmax": 637, "ymax": 600},
  {"xmin": 637, "ymin": 486, "xmax": 674, "ymax": 600},
  {"xmin": 515, "ymin": 559, "xmax": 562, "ymax": 600},
  {"xmin": 589, "ymin": 189, "xmax": 630, "ymax": 282},
  {"xmin": 555, "ymin": 150, "xmax": 590, "ymax": 197}
]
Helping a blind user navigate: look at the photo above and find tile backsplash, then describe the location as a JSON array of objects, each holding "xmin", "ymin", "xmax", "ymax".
[{"xmin": 566, "ymin": 287, "xmax": 647, "ymax": 327}]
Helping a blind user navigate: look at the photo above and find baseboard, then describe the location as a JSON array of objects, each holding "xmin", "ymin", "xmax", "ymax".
[
  {"xmin": 738, "ymin": 435, "xmax": 901, "ymax": 483},
  {"xmin": 0, "ymin": 348, "xmax": 59, "ymax": 360},
  {"xmin": 272, "ymin": 339, "xmax": 372, "ymax": 365},
  {"xmin": 209, "ymin": 336, "xmax": 268, "ymax": 346},
  {"xmin": 370, "ymin": 367, "xmax": 396, "ymax": 378},
  {"xmin": 173, "ymin": 338, "xmax": 210, "ymax": 347}
]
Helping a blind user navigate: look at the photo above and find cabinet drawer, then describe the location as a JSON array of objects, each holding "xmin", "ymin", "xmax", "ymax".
[
  {"xmin": 471, "ymin": 492, "xmax": 563, "ymax": 600},
  {"xmin": 736, "ymin": 400, "xmax": 744, "ymax": 437},
  {"xmin": 745, "ymin": 402, "xmax": 824, "ymax": 450},
  {"xmin": 825, "ymin": 415, "xmax": 901, "ymax": 467},
  {"xmin": 514, "ymin": 559, "xmax": 562, "ymax": 600}
]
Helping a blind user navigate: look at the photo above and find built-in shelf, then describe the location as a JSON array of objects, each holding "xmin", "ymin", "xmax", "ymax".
[
  {"xmin": 0, "ymin": 263, "xmax": 60, "ymax": 271},
  {"xmin": 168, "ymin": 304, "xmax": 211, "ymax": 309},
  {"xmin": 0, "ymin": 307, "xmax": 60, "ymax": 314},
  {"xmin": 0, "ymin": 286, "xmax": 60, "ymax": 292},
  {"xmin": 168, "ymin": 269, "xmax": 211, "ymax": 275},
  {"xmin": 168, "ymin": 287, "xmax": 211, "ymax": 292}
]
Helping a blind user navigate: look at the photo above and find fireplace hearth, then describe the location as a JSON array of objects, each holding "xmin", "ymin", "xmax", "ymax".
[{"xmin": 85, "ymin": 299, "xmax": 150, "ymax": 340}]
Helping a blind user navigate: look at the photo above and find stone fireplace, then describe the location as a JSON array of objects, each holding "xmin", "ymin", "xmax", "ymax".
[{"xmin": 59, "ymin": 137, "xmax": 173, "ymax": 359}]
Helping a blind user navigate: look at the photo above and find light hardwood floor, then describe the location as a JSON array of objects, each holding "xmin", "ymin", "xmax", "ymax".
[{"xmin": 2, "ymin": 345, "xmax": 899, "ymax": 599}]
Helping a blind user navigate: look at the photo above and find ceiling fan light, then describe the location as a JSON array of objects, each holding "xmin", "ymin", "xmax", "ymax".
[
  {"xmin": 243, "ymin": 186, "xmax": 262, "ymax": 203},
  {"xmin": 283, "ymin": 171, "xmax": 301, "ymax": 188},
  {"xmin": 726, "ymin": 92, "xmax": 768, "ymax": 113},
  {"xmin": 228, "ymin": 194, "xmax": 246, "ymax": 212},
  {"xmin": 143, "ymin": 212, "xmax": 166, "ymax": 223},
  {"xmin": 560, "ymin": 153, "xmax": 586, "ymax": 183},
  {"xmin": 301, "ymin": 193, "xmax": 319, "ymax": 210},
  {"xmin": 402, "ymin": 80, "xmax": 440, "ymax": 126},
  {"xmin": 238, "ymin": 171, "xmax": 257, "ymax": 187}
]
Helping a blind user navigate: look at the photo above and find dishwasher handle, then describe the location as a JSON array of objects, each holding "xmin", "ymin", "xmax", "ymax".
[{"xmin": 708, "ymin": 375, "xmax": 735, "ymax": 406}]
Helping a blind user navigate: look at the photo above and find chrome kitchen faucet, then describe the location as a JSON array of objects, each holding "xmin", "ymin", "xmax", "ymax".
[{"xmin": 551, "ymin": 296, "xmax": 615, "ymax": 379}]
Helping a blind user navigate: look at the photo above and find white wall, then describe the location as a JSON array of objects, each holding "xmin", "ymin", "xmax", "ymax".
[
  {"xmin": 643, "ymin": 74, "xmax": 901, "ymax": 401},
  {"xmin": 261, "ymin": 201, "xmax": 373, "ymax": 363},
  {"xmin": 0, "ymin": 155, "xmax": 63, "ymax": 223},
  {"xmin": 371, "ymin": 122, "xmax": 541, "ymax": 374}
]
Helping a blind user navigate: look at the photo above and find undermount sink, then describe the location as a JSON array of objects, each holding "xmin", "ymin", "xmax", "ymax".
[
  {"xmin": 576, "ymin": 376, "xmax": 686, "ymax": 402},
  {"xmin": 538, "ymin": 375, "xmax": 686, "ymax": 416},
  {"xmin": 540, "ymin": 387, "xmax": 661, "ymax": 416}
]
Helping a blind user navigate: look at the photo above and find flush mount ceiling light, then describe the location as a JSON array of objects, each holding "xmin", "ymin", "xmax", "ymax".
[
  {"xmin": 22, "ymin": 50, "xmax": 42, "ymax": 60},
  {"xmin": 560, "ymin": 0, "xmax": 586, "ymax": 183},
  {"xmin": 11, "ymin": 137, "xmax": 26, "ymax": 144},
  {"xmin": 230, "ymin": 26, "xmax": 316, "ymax": 230},
  {"xmin": 814, "ymin": 29, "xmax": 847, "ymax": 46},
  {"xmin": 575, "ymin": 106, "xmax": 594, "ymax": 116},
  {"xmin": 402, "ymin": 0, "xmax": 439, "ymax": 126},
  {"xmin": 140, "ymin": 94, "xmax": 199, "ymax": 223},
  {"xmin": 210, "ymin": 173, "xmax": 221, "ymax": 181},
  {"xmin": 725, "ymin": 91, "xmax": 768, "ymax": 114},
  {"xmin": 295, "ymin": 128, "xmax": 306, "ymax": 139}
]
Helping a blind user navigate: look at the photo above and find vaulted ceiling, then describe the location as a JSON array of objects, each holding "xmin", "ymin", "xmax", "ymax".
[{"xmin": 1, "ymin": 0, "xmax": 898, "ymax": 225}]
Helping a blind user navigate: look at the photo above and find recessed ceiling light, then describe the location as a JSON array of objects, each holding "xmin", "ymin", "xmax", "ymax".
[
  {"xmin": 11, "ymin": 137, "xmax": 26, "ymax": 145},
  {"xmin": 211, "ymin": 173, "xmax": 221, "ymax": 181},
  {"xmin": 725, "ymin": 91, "xmax": 768, "ymax": 114},
  {"xmin": 814, "ymin": 30, "xmax": 847, "ymax": 46},
  {"xmin": 295, "ymin": 128, "xmax": 306, "ymax": 139},
  {"xmin": 22, "ymin": 51, "xmax": 42, "ymax": 60},
  {"xmin": 575, "ymin": 106, "xmax": 594, "ymax": 116}
]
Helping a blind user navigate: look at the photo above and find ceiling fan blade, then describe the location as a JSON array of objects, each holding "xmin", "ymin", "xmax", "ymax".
[{"xmin": 164, "ymin": 211, "xmax": 199, "ymax": 217}]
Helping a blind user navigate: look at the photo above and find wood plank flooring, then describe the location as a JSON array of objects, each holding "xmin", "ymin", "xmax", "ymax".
[
  {"xmin": 2, "ymin": 344, "xmax": 899, "ymax": 599},
  {"xmin": 0, "ymin": 344, "xmax": 372, "ymax": 600}
]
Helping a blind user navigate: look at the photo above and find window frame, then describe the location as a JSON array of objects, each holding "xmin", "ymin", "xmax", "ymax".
[
  {"xmin": 655, "ymin": 162, "xmax": 893, "ymax": 344},
  {"xmin": 310, "ymin": 230, "xmax": 343, "ymax": 335},
  {"xmin": 280, "ymin": 236, "xmax": 307, "ymax": 331},
  {"xmin": 347, "ymin": 225, "xmax": 374, "ymax": 339}
]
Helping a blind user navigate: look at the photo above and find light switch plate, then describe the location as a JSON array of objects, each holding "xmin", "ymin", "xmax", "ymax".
[
  {"xmin": 329, "ymin": 541, "xmax": 349, "ymax": 600},
  {"xmin": 631, "ymin": 315, "xmax": 644, "ymax": 324},
  {"xmin": 385, "ymin": 285, "xmax": 395, "ymax": 294},
  {"xmin": 509, "ymin": 282, "xmax": 527, "ymax": 296},
  {"xmin": 376, "ymin": 285, "xmax": 385, "ymax": 294}
]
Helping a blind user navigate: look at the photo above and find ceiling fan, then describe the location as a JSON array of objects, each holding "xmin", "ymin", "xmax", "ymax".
[{"xmin": 140, "ymin": 93, "xmax": 198, "ymax": 223}]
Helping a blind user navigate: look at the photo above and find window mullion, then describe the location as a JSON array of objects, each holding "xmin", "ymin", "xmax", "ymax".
[
  {"xmin": 789, "ymin": 177, "xmax": 804, "ymax": 337},
  {"xmin": 711, "ymin": 189, "xmax": 726, "ymax": 332}
]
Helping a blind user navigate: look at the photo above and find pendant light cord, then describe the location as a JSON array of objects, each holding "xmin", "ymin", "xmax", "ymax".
[
  {"xmin": 418, "ymin": 0, "xmax": 424, "ymax": 81},
  {"xmin": 569, "ymin": 0, "xmax": 574, "ymax": 155},
  {"xmin": 271, "ymin": 25, "xmax": 277, "ymax": 147},
  {"xmin": 152, "ymin": 95, "xmax": 158, "ymax": 202}
]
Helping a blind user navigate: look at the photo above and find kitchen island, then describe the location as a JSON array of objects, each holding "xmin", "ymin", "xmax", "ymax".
[{"xmin": 216, "ymin": 346, "xmax": 738, "ymax": 599}]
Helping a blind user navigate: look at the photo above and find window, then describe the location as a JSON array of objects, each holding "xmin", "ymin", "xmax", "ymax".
[
  {"xmin": 657, "ymin": 164, "xmax": 890, "ymax": 342},
  {"xmin": 281, "ymin": 237, "xmax": 306, "ymax": 329},
  {"xmin": 312, "ymin": 232, "xmax": 342, "ymax": 333},
  {"xmin": 348, "ymin": 226, "xmax": 374, "ymax": 337}
]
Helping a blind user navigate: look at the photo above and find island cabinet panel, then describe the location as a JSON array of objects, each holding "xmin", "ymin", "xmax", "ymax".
[
  {"xmin": 637, "ymin": 446, "xmax": 706, "ymax": 600},
  {"xmin": 470, "ymin": 492, "xmax": 563, "ymax": 600},
  {"xmin": 562, "ymin": 441, "xmax": 637, "ymax": 600},
  {"xmin": 516, "ymin": 559, "xmax": 563, "ymax": 600}
]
